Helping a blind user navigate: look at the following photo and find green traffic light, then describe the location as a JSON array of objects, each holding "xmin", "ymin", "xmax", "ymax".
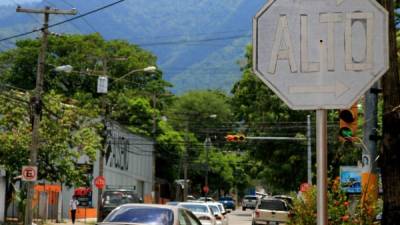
[{"xmin": 339, "ymin": 127, "xmax": 353, "ymax": 138}]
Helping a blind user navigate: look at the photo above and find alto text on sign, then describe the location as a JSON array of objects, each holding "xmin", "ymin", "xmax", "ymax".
[{"xmin": 253, "ymin": 0, "xmax": 388, "ymax": 110}]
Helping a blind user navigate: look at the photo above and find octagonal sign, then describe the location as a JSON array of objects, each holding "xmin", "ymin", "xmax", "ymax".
[{"xmin": 253, "ymin": 0, "xmax": 388, "ymax": 110}]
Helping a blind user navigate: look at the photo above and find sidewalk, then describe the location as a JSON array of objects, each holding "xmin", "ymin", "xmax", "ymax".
[{"xmin": 44, "ymin": 218, "xmax": 97, "ymax": 225}]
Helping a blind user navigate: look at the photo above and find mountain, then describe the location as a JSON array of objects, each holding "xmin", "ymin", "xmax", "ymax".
[{"xmin": 0, "ymin": 0, "xmax": 266, "ymax": 93}]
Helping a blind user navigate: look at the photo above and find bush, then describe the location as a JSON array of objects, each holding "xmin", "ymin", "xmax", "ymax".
[{"xmin": 288, "ymin": 177, "xmax": 379, "ymax": 225}]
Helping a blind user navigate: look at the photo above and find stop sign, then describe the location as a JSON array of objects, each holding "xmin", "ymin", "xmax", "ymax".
[
  {"xmin": 94, "ymin": 176, "xmax": 106, "ymax": 189},
  {"xmin": 253, "ymin": 0, "xmax": 388, "ymax": 110},
  {"xmin": 203, "ymin": 186, "xmax": 209, "ymax": 194}
]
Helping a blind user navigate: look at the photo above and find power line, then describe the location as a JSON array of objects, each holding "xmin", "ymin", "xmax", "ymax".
[
  {"xmin": 0, "ymin": 0, "xmax": 125, "ymax": 43},
  {"xmin": 138, "ymin": 34, "xmax": 251, "ymax": 47},
  {"xmin": 58, "ymin": 0, "xmax": 98, "ymax": 33}
]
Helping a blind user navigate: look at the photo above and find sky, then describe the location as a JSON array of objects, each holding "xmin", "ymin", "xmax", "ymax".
[{"xmin": 0, "ymin": 0, "xmax": 40, "ymax": 6}]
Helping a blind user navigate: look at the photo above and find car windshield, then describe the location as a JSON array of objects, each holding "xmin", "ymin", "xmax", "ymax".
[
  {"xmin": 245, "ymin": 196, "xmax": 257, "ymax": 200},
  {"xmin": 102, "ymin": 191, "xmax": 138, "ymax": 207},
  {"xmin": 209, "ymin": 205, "xmax": 220, "ymax": 214},
  {"xmin": 219, "ymin": 196, "xmax": 233, "ymax": 201},
  {"xmin": 104, "ymin": 206, "xmax": 174, "ymax": 225},
  {"xmin": 180, "ymin": 204, "xmax": 209, "ymax": 213},
  {"xmin": 259, "ymin": 200, "xmax": 287, "ymax": 211},
  {"xmin": 217, "ymin": 205, "xmax": 224, "ymax": 212}
]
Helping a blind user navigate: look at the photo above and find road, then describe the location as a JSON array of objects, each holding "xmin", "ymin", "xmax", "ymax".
[{"xmin": 227, "ymin": 209, "xmax": 253, "ymax": 225}]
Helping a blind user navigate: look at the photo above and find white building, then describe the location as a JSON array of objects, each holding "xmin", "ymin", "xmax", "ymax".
[{"xmin": 60, "ymin": 120, "xmax": 155, "ymax": 219}]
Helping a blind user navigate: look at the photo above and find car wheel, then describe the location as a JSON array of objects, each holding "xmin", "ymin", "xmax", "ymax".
[{"xmin": 242, "ymin": 207, "xmax": 246, "ymax": 211}]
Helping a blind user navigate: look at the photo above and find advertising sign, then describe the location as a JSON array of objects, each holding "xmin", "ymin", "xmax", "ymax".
[{"xmin": 340, "ymin": 166, "xmax": 382, "ymax": 194}]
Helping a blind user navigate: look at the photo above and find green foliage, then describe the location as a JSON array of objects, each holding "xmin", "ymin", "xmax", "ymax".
[
  {"xmin": 231, "ymin": 45, "xmax": 311, "ymax": 193},
  {"xmin": 166, "ymin": 90, "xmax": 233, "ymax": 142},
  {"xmin": 289, "ymin": 179, "xmax": 379, "ymax": 225},
  {"xmin": 0, "ymin": 90, "xmax": 102, "ymax": 187},
  {"xmin": 155, "ymin": 120, "xmax": 185, "ymax": 181},
  {"xmin": 0, "ymin": 34, "xmax": 158, "ymax": 96}
]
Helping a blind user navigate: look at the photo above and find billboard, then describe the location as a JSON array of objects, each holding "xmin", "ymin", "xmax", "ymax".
[{"xmin": 340, "ymin": 166, "xmax": 382, "ymax": 194}]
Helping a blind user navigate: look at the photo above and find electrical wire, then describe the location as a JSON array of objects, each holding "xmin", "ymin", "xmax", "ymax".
[
  {"xmin": 0, "ymin": 0, "xmax": 126, "ymax": 43},
  {"xmin": 138, "ymin": 34, "xmax": 251, "ymax": 47}
]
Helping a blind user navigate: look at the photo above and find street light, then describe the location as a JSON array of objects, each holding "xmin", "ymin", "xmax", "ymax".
[
  {"xmin": 55, "ymin": 65, "xmax": 157, "ymax": 94},
  {"xmin": 111, "ymin": 66, "xmax": 157, "ymax": 84}
]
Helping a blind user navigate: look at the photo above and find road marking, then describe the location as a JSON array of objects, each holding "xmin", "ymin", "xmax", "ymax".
[{"xmin": 289, "ymin": 81, "xmax": 349, "ymax": 97}]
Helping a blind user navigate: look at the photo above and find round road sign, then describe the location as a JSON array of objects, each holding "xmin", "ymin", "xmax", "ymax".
[{"xmin": 94, "ymin": 176, "xmax": 106, "ymax": 189}]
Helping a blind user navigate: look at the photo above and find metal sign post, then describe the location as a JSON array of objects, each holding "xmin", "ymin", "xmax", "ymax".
[{"xmin": 316, "ymin": 110, "xmax": 328, "ymax": 225}]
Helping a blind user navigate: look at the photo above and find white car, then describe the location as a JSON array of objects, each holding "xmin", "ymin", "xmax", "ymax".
[
  {"xmin": 242, "ymin": 195, "xmax": 259, "ymax": 210},
  {"xmin": 205, "ymin": 202, "xmax": 229, "ymax": 225},
  {"xmin": 178, "ymin": 202, "xmax": 217, "ymax": 225}
]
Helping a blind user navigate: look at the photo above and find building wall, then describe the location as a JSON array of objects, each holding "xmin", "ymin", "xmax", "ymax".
[{"xmin": 60, "ymin": 121, "xmax": 155, "ymax": 219}]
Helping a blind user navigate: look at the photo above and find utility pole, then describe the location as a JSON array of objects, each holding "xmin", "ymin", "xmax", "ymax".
[
  {"xmin": 361, "ymin": 83, "xmax": 379, "ymax": 209},
  {"xmin": 183, "ymin": 122, "xmax": 189, "ymax": 202},
  {"xmin": 204, "ymin": 136, "xmax": 211, "ymax": 197},
  {"xmin": 16, "ymin": 6, "xmax": 77, "ymax": 225},
  {"xmin": 307, "ymin": 115, "xmax": 312, "ymax": 184},
  {"xmin": 97, "ymin": 58, "xmax": 109, "ymax": 222}
]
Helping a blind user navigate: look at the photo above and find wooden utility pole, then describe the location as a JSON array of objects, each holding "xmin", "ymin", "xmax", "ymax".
[{"xmin": 16, "ymin": 6, "xmax": 77, "ymax": 225}]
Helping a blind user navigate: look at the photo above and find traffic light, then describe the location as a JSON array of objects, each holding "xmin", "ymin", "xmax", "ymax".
[
  {"xmin": 339, "ymin": 104, "xmax": 358, "ymax": 142},
  {"xmin": 225, "ymin": 134, "xmax": 246, "ymax": 142}
]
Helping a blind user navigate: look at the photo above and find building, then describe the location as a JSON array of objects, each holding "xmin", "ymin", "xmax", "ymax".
[{"xmin": 4, "ymin": 120, "xmax": 155, "ymax": 222}]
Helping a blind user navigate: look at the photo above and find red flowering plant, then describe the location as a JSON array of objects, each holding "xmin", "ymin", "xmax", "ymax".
[{"xmin": 288, "ymin": 177, "xmax": 377, "ymax": 225}]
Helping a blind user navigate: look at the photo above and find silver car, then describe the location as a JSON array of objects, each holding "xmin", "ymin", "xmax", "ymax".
[
  {"xmin": 178, "ymin": 202, "xmax": 217, "ymax": 225},
  {"xmin": 206, "ymin": 202, "xmax": 229, "ymax": 225}
]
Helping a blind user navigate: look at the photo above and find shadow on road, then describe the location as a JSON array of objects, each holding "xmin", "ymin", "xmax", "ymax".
[{"xmin": 232, "ymin": 213, "xmax": 252, "ymax": 217}]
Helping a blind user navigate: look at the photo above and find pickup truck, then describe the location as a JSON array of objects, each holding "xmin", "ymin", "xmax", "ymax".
[
  {"xmin": 252, "ymin": 198, "xmax": 290, "ymax": 225},
  {"xmin": 242, "ymin": 195, "xmax": 258, "ymax": 210}
]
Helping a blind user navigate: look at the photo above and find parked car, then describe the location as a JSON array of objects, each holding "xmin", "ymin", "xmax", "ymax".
[
  {"xmin": 167, "ymin": 201, "xmax": 181, "ymax": 206},
  {"xmin": 252, "ymin": 198, "xmax": 291, "ymax": 225},
  {"xmin": 178, "ymin": 202, "xmax": 217, "ymax": 225},
  {"xmin": 205, "ymin": 202, "xmax": 229, "ymax": 225},
  {"xmin": 99, "ymin": 188, "xmax": 142, "ymax": 221},
  {"xmin": 242, "ymin": 195, "xmax": 258, "ymax": 210},
  {"xmin": 272, "ymin": 195, "xmax": 294, "ymax": 209},
  {"xmin": 100, "ymin": 204, "xmax": 202, "ymax": 225},
  {"xmin": 219, "ymin": 196, "xmax": 236, "ymax": 211},
  {"xmin": 198, "ymin": 197, "xmax": 215, "ymax": 202}
]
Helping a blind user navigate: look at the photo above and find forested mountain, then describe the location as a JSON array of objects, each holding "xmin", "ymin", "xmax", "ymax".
[{"xmin": 0, "ymin": 0, "xmax": 265, "ymax": 93}]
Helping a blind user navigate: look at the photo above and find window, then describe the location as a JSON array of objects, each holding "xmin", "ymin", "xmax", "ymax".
[
  {"xmin": 105, "ymin": 206, "xmax": 174, "ymax": 225},
  {"xmin": 259, "ymin": 200, "xmax": 287, "ymax": 211}
]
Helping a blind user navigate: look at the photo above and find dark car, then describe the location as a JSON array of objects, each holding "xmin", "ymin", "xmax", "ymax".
[
  {"xmin": 219, "ymin": 196, "xmax": 236, "ymax": 210},
  {"xmin": 99, "ymin": 189, "xmax": 142, "ymax": 221}
]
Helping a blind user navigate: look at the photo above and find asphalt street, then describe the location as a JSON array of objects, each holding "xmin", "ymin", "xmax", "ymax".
[{"xmin": 227, "ymin": 208, "xmax": 253, "ymax": 225}]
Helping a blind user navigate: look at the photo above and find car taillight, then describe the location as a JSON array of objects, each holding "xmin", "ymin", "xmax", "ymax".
[
  {"xmin": 198, "ymin": 216, "xmax": 211, "ymax": 220},
  {"xmin": 288, "ymin": 212, "xmax": 295, "ymax": 218},
  {"xmin": 215, "ymin": 215, "xmax": 222, "ymax": 220},
  {"xmin": 255, "ymin": 210, "xmax": 260, "ymax": 218}
]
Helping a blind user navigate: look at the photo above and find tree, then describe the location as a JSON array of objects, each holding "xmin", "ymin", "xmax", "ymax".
[
  {"xmin": 231, "ymin": 45, "xmax": 313, "ymax": 193},
  {"xmin": 377, "ymin": 0, "xmax": 400, "ymax": 224},
  {"xmin": 164, "ymin": 90, "xmax": 250, "ymax": 196},
  {"xmin": 166, "ymin": 90, "xmax": 233, "ymax": 144},
  {"xmin": 0, "ymin": 34, "xmax": 158, "ymax": 97},
  {"xmin": 0, "ymin": 90, "xmax": 102, "ymax": 217}
]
